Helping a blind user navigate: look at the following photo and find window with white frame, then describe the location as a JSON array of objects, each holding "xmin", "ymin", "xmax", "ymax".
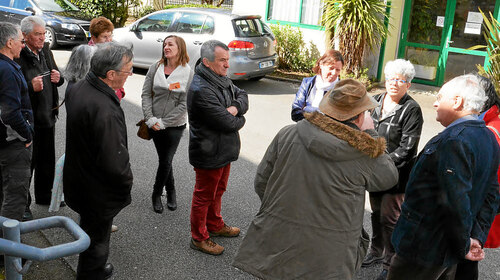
[{"xmin": 268, "ymin": 0, "xmax": 323, "ymax": 26}]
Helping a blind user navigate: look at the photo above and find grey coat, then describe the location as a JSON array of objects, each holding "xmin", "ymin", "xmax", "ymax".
[
  {"xmin": 141, "ymin": 62, "xmax": 192, "ymax": 127},
  {"xmin": 233, "ymin": 112, "xmax": 398, "ymax": 280}
]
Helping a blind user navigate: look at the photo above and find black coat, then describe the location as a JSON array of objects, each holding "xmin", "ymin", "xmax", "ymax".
[
  {"xmin": 15, "ymin": 43, "xmax": 64, "ymax": 128},
  {"xmin": 63, "ymin": 72, "xmax": 133, "ymax": 219},
  {"xmin": 187, "ymin": 73, "xmax": 248, "ymax": 169},
  {"xmin": 371, "ymin": 93, "xmax": 424, "ymax": 194}
]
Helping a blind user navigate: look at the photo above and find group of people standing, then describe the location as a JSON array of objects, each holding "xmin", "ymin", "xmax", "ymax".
[{"xmin": 1, "ymin": 14, "xmax": 499, "ymax": 280}]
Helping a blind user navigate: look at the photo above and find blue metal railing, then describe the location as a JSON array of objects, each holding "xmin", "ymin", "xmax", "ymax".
[{"xmin": 0, "ymin": 216, "xmax": 90, "ymax": 280}]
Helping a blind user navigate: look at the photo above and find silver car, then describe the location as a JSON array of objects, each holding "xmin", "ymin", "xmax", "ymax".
[{"xmin": 113, "ymin": 7, "xmax": 277, "ymax": 80}]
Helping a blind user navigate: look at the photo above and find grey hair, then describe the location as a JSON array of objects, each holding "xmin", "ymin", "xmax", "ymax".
[
  {"xmin": 439, "ymin": 74, "xmax": 487, "ymax": 113},
  {"xmin": 200, "ymin": 40, "xmax": 228, "ymax": 62},
  {"xmin": 384, "ymin": 59, "xmax": 416, "ymax": 82},
  {"xmin": 20, "ymin": 16, "xmax": 46, "ymax": 34},
  {"xmin": 0, "ymin": 22, "xmax": 20, "ymax": 49},
  {"xmin": 65, "ymin": 45, "xmax": 96, "ymax": 83},
  {"xmin": 91, "ymin": 42, "xmax": 133, "ymax": 78}
]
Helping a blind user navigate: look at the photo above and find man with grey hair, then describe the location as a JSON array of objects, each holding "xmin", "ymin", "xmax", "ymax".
[
  {"xmin": 0, "ymin": 22, "xmax": 34, "ymax": 222},
  {"xmin": 187, "ymin": 40, "xmax": 248, "ymax": 255},
  {"xmin": 64, "ymin": 42, "xmax": 134, "ymax": 279},
  {"xmin": 388, "ymin": 74, "xmax": 500, "ymax": 280},
  {"xmin": 15, "ymin": 16, "xmax": 64, "ymax": 221}
]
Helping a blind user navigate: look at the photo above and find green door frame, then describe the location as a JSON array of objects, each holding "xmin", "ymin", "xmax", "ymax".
[{"xmin": 397, "ymin": 0, "xmax": 500, "ymax": 86}]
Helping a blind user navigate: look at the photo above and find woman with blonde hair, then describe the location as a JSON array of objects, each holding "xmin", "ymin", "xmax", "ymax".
[{"xmin": 142, "ymin": 35, "xmax": 193, "ymax": 213}]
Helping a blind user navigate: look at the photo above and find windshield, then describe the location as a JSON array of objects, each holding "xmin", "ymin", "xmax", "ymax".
[{"xmin": 33, "ymin": 0, "xmax": 79, "ymax": 12}]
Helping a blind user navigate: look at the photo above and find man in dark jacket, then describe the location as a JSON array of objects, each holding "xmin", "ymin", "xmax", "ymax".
[
  {"xmin": 15, "ymin": 16, "xmax": 64, "ymax": 221},
  {"xmin": 64, "ymin": 42, "xmax": 133, "ymax": 280},
  {"xmin": 187, "ymin": 40, "xmax": 249, "ymax": 255},
  {"xmin": 388, "ymin": 74, "xmax": 500, "ymax": 280},
  {"xmin": 0, "ymin": 22, "xmax": 34, "ymax": 221}
]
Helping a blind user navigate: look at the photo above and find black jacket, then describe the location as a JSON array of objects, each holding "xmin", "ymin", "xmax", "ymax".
[
  {"xmin": 371, "ymin": 92, "xmax": 424, "ymax": 194},
  {"xmin": 15, "ymin": 43, "xmax": 64, "ymax": 128},
  {"xmin": 187, "ymin": 72, "xmax": 248, "ymax": 169},
  {"xmin": 63, "ymin": 72, "xmax": 133, "ymax": 219}
]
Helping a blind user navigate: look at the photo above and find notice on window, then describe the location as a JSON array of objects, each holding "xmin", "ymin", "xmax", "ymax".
[
  {"xmin": 467, "ymin": 11, "xmax": 483, "ymax": 24},
  {"xmin": 464, "ymin": 22, "xmax": 482, "ymax": 35},
  {"xmin": 436, "ymin": 16, "xmax": 445, "ymax": 27}
]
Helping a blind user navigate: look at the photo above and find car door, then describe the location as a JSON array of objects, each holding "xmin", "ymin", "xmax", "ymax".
[
  {"xmin": 127, "ymin": 11, "xmax": 176, "ymax": 68},
  {"xmin": 172, "ymin": 12, "xmax": 214, "ymax": 69}
]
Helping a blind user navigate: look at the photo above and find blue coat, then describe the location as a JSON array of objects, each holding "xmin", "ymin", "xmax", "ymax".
[
  {"xmin": 291, "ymin": 76, "xmax": 317, "ymax": 122},
  {"xmin": 392, "ymin": 118, "xmax": 500, "ymax": 267}
]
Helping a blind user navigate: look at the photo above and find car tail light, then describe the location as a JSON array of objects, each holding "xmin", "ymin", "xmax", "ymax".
[{"xmin": 228, "ymin": 40, "xmax": 255, "ymax": 51}]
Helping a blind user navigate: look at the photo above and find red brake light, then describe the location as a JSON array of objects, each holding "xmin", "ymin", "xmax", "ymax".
[{"xmin": 228, "ymin": 40, "xmax": 255, "ymax": 51}]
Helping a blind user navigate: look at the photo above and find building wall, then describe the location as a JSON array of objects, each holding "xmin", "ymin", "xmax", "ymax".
[{"xmin": 379, "ymin": 0, "xmax": 405, "ymax": 80}]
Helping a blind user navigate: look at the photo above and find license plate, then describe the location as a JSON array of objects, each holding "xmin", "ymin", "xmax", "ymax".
[{"xmin": 259, "ymin": 60, "xmax": 273, "ymax": 68}]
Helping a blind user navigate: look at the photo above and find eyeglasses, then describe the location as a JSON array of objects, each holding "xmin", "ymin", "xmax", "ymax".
[
  {"xmin": 386, "ymin": 78, "xmax": 408, "ymax": 84},
  {"xmin": 115, "ymin": 69, "xmax": 133, "ymax": 76},
  {"xmin": 12, "ymin": 38, "xmax": 26, "ymax": 44}
]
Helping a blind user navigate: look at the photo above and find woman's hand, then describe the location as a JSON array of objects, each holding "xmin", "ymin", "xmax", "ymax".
[{"xmin": 152, "ymin": 122, "xmax": 161, "ymax": 131}]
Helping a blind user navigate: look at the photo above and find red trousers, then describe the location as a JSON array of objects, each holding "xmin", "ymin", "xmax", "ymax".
[{"xmin": 190, "ymin": 164, "xmax": 230, "ymax": 241}]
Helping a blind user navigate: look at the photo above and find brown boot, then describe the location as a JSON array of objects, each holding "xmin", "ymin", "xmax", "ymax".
[
  {"xmin": 190, "ymin": 238, "xmax": 224, "ymax": 255},
  {"xmin": 209, "ymin": 223, "xmax": 240, "ymax": 237}
]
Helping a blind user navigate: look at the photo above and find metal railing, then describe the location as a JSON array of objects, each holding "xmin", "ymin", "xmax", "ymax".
[{"xmin": 0, "ymin": 216, "xmax": 90, "ymax": 280}]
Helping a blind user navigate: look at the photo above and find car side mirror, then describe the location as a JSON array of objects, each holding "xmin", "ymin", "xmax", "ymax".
[
  {"xmin": 130, "ymin": 24, "xmax": 138, "ymax": 32},
  {"xmin": 25, "ymin": 7, "xmax": 35, "ymax": 15}
]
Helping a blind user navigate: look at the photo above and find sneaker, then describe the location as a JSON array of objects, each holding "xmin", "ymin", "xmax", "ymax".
[
  {"xmin": 190, "ymin": 238, "xmax": 224, "ymax": 255},
  {"xmin": 111, "ymin": 225, "xmax": 118, "ymax": 232},
  {"xmin": 209, "ymin": 224, "xmax": 240, "ymax": 237},
  {"xmin": 361, "ymin": 251, "xmax": 384, "ymax": 267},
  {"xmin": 375, "ymin": 269, "xmax": 388, "ymax": 280}
]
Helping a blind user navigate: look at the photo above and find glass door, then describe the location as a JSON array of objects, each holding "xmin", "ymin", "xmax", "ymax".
[{"xmin": 398, "ymin": 0, "xmax": 499, "ymax": 86}]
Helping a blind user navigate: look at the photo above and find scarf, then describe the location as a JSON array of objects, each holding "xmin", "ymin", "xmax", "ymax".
[{"xmin": 195, "ymin": 63, "xmax": 233, "ymax": 107}]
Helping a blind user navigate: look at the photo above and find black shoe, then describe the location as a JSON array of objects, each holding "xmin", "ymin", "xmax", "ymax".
[
  {"xmin": 152, "ymin": 194, "xmax": 163, "ymax": 214},
  {"xmin": 362, "ymin": 252, "xmax": 384, "ymax": 268},
  {"xmin": 166, "ymin": 189, "xmax": 177, "ymax": 211},
  {"xmin": 104, "ymin": 263, "xmax": 113, "ymax": 279},
  {"xmin": 375, "ymin": 269, "xmax": 388, "ymax": 280},
  {"xmin": 59, "ymin": 201, "xmax": 66, "ymax": 207},
  {"xmin": 22, "ymin": 209, "xmax": 33, "ymax": 221}
]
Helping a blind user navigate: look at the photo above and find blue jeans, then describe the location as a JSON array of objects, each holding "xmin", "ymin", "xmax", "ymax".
[{"xmin": 0, "ymin": 141, "xmax": 32, "ymax": 221}]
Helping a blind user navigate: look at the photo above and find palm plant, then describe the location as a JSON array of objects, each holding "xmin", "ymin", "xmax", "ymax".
[
  {"xmin": 469, "ymin": 10, "xmax": 500, "ymax": 92},
  {"xmin": 321, "ymin": 0, "xmax": 390, "ymax": 77}
]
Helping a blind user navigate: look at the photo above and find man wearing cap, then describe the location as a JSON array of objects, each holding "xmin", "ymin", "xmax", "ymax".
[
  {"xmin": 233, "ymin": 79, "xmax": 398, "ymax": 279},
  {"xmin": 388, "ymin": 74, "xmax": 500, "ymax": 280}
]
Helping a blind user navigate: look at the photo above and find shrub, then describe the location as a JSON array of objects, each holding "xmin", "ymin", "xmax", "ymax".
[
  {"xmin": 270, "ymin": 24, "xmax": 320, "ymax": 73},
  {"xmin": 341, "ymin": 68, "xmax": 373, "ymax": 89},
  {"xmin": 69, "ymin": 0, "xmax": 140, "ymax": 27}
]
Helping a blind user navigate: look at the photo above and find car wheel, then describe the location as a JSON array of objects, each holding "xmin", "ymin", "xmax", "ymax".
[
  {"xmin": 45, "ymin": 27, "xmax": 57, "ymax": 49},
  {"xmin": 249, "ymin": 75, "xmax": 265, "ymax": 81}
]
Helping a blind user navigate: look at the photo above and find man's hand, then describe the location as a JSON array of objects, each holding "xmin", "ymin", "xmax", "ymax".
[
  {"xmin": 50, "ymin": 70, "xmax": 60, "ymax": 84},
  {"xmin": 465, "ymin": 238, "xmax": 485, "ymax": 261},
  {"xmin": 32, "ymin": 76, "xmax": 43, "ymax": 92},
  {"xmin": 227, "ymin": 106, "xmax": 238, "ymax": 116},
  {"xmin": 25, "ymin": 141, "xmax": 32, "ymax": 148}
]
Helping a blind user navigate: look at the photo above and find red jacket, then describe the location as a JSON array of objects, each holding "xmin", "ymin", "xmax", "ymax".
[{"xmin": 484, "ymin": 104, "xmax": 500, "ymax": 248}]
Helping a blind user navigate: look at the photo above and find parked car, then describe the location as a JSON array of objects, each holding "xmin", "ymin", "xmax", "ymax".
[
  {"xmin": 113, "ymin": 7, "xmax": 277, "ymax": 80},
  {"xmin": 0, "ymin": 0, "xmax": 91, "ymax": 48}
]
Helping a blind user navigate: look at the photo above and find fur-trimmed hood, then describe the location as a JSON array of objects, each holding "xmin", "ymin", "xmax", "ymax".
[{"xmin": 300, "ymin": 111, "xmax": 387, "ymax": 159}]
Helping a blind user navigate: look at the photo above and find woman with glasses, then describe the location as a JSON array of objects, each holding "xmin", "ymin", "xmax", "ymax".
[
  {"xmin": 142, "ymin": 35, "xmax": 193, "ymax": 214},
  {"xmin": 291, "ymin": 50, "xmax": 344, "ymax": 122},
  {"xmin": 363, "ymin": 59, "xmax": 424, "ymax": 280}
]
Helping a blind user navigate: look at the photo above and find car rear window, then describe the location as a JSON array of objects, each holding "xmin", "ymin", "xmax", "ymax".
[{"xmin": 233, "ymin": 18, "xmax": 272, "ymax": 37}]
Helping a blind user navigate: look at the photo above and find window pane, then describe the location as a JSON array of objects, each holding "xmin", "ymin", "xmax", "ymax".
[
  {"xmin": 176, "ymin": 12, "xmax": 207, "ymax": 34},
  {"xmin": 137, "ymin": 12, "xmax": 174, "ymax": 32},
  {"xmin": 301, "ymin": 0, "xmax": 323, "ymax": 25},
  {"xmin": 407, "ymin": 0, "xmax": 447, "ymax": 46},
  {"xmin": 201, "ymin": 16, "xmax": 214, "ymax": 34},
  {"xmin": 444, "ymin": 53, "xmax": 485, "ymax": 82},
  {"xmin": 449, "ymin": 1, "xmax": 495, "ymax": 49},
  {"xmin": 405, "ymin": 46, "xmax": 439, "ymax": 81},
  {"xmin": 269, "ymin": 0, "xmax": 300, "ymax": 23}
]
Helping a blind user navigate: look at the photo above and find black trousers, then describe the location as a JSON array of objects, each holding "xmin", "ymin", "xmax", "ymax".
[
  {"xmin": 77, "ymin": 214, "xmax": 113, "ymax": 280},
  {"xmin": 28, "ymin": 126, "xmax": 55, "ymax": 205},
  {"xmin": 388, "ymin": 254, "xmax": 457, "ymax": 280},
  {"xmin": 151, "ymin": 125, "xmax": 185, "ymax": 195},
  {"xmin": 455, "ymin": 259, "xmax": 478, "ymax": 280}
]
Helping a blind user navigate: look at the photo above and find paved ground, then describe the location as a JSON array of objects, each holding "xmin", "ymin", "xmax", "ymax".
[{"xmin": 7, "ymin": 48, "xmax": 500, "ymax": 279}]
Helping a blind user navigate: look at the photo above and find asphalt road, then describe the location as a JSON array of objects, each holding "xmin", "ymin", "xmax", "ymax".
[{"xmin": 22, "ymin": 49, "xmax": 500, "ymax": 280}]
